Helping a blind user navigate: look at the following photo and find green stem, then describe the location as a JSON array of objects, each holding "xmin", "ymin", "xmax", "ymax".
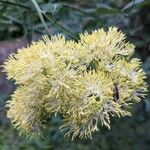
[
  {"xmin": 43, "ymin": 13, "xmax": 78, "ymax": 40},
  {"xmin": 31, "ymin": 0, "xmax": 50, "ymax": 34}
]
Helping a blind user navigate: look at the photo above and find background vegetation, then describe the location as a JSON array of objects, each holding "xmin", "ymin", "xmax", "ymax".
[{"xmin": 0, "ymin": 0, "xmax": 150, "ymax": 149}]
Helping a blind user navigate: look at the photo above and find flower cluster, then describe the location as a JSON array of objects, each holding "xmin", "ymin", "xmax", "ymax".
[{"xmin": 3, "ymin": 27, "xmax": 147, "ymax": 140}]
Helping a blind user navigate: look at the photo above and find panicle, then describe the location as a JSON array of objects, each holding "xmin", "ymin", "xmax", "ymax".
[{"xmin": 3, "ymin": 27, "xmax": 147, "ymax": 140}]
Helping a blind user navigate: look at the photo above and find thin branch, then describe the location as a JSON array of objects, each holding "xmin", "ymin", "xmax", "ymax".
[
  {"xmin": 31, "ymin": 0, "xmax": 50, "ymax": 34},
  {"xmin": 43, "ymin": 13, "xmax": 78, "ymax": 40}
]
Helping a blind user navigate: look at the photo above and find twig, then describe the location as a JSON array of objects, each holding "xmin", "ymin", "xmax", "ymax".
[
  {"xmin": 31, "ymin": 0, "xmax": 50, "ymax": 34},
  {"xmin": 43, "ymin": 13, "xmax": 78, "ymax": 40}
]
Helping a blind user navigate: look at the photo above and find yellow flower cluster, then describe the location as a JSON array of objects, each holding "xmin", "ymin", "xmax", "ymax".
[{"xmin": 3, "ymin": 27, "xmax": 147, "ymax": 140}]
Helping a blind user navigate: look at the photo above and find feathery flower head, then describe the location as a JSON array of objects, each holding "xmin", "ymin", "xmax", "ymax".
[{"xmin": 3, "ymin": 27, "xmax": 147, "ymax": 140}]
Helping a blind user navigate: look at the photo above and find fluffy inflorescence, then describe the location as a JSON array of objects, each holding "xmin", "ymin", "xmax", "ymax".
[{"xmin": 3, "ymin": 27, "xmax": 147, "ymax": 140}]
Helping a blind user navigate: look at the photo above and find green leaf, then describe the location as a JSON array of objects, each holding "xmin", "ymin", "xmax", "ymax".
[
  {"xmin": 86, "ymin": 4, "xmax": 121, "ymax": 15},
  {"xmin": 41, "ymin": 3, "xmax": 61, "ymax": 15},
  {"xmin": 122, "ymin": 0, "xmax": 150, "ymax": 11}
]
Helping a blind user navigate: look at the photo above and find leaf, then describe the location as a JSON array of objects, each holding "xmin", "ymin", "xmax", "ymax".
[
  {"xmin": 41, "ymin": 3, "xmax": 61, "ymax": 15},
  {"xmin": 96, "ymin": 4, "xmax": 120, "ymax": 14},
  {"xmin": 86, "ymin": 4, "xmax": 121, "ymax": 15},
  {"xmin": 122, "ymin": 0, "xmax": 149, "ymax": 11}
]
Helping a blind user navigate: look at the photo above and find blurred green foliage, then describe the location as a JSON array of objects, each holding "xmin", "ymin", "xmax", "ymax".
[{"xmin": 0, "ymin": 0, "xmax": 150, "ymax": 149}]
